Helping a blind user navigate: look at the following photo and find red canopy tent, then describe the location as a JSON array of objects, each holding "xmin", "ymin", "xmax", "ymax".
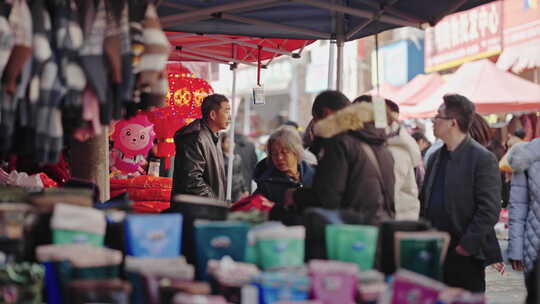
[
  {"xmin": 364, "ymin": 74, "xmax": 445, "ymax": 106},
  {"xmin": 393, "ymin": 73, "xmax": 445, "ymax": 106},
  {"xmin": 400, "ymin": 59, "xmax": 540, "ymax": 119},
  {"xmin": 167, "ymin": 32, "xmax": 313, "ymax": 66},
  {"xmin": 164, "ymin": 33, "xmax": 313, "ymax": 201},
  {"xmin": 363, "ymin": 82, "xmax": 400, "ymax": 101}
]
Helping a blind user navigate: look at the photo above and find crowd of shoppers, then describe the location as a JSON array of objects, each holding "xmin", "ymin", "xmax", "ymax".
[{"xmin": 170, "ymin": 91, "xmax": 539, "ymax": 301}]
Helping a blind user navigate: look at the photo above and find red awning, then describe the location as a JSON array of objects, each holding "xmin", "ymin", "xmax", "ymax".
[
  {"xmin": 401, "ymin": 59, "xmax": 540, "ymax": 119},
  {"xmin": 362, "ymin": 74, "xmax": 445, "ymax": 107},
  {"xmin": 363, "ymin": 82, "xmax": 400, "ymax": 101},
  {"xmin": 166, "ymin": 32, "xmax": 313, "ymax": 66},
  {"xmin": 497, "ymin": 38, "xmax": 540, "ymax": 73},
  {"xmin": 392, "ymin": 73, "xmax": 445, "ymax": 106}
]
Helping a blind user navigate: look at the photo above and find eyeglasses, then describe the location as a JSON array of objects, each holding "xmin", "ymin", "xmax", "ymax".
[{"xmin": 432, "ymin": 114, "xmax": 454, "ymax": 121}]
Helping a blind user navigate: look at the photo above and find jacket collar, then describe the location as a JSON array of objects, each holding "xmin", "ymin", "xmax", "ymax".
[
  {"xmin": 443, "ymin": 135, "xmax": 471, "ymax": 160},
  {"xmin": 259, "ymin": 160, "xmax": 309, "ymax": 183},
  {"xmin": 201, "ymin": 120, "xmax": 220, "ymax": 144}
]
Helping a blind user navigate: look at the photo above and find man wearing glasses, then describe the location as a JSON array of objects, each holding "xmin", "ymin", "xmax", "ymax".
[{"xmin": 420, "ymin": 94, "xmax": 502, "ymax": 292}]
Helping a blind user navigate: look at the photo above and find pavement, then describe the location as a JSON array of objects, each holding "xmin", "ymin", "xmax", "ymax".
[
  {"xmin": 486, "ymin": 264, "xmax": 526, "ymax": 304},
  {"xmin": 486, "ymin": 239, "xmax": 527, "ymax": 304}
]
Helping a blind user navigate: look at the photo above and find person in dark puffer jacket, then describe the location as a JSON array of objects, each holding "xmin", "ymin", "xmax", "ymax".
[{"xmin": 290, "ymin": 99, "xmax": 395, "ymax": 224}]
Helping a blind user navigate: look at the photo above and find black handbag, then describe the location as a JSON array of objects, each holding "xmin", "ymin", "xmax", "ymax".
[{"xmin": 378, "ymin": 219, "xmax": 431, "ymax": 275}]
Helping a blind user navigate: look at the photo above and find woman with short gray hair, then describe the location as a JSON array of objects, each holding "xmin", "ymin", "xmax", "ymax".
[
  {"xmin": 266, "ymin": 126, "xmax": 305, "ymax": 178},
  {"xmin": 254, "ymin": 126, "xmax": 316, "ymax": 224}
]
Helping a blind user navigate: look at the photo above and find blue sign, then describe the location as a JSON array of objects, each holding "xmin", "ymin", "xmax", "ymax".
[{"xmin": 371, "ymin": 39, "xmax": 424, "ymax": 87}]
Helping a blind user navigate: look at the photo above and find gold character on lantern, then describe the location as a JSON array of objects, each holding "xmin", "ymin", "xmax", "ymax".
[
  {"xmin": 193, "ymin": 89, "xmax": 208, "ymax": 108},
  {"xmin": 174, "ymin": 88, "xmax": 192, "ymax": 106}
]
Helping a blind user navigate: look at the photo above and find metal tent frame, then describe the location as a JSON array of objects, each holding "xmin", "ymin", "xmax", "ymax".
[
  {"xmin": 159, "ymin": 0, "xmax": 495, "ymax": 90},
  {"xmin": 158, "ymin": 0, "xmax": 497, "ymax": 201}
]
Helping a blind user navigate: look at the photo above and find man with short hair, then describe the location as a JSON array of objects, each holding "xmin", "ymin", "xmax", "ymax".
[
  {"xmin": 289, "ymin": 92, "xmax": 395, "ymax": 224},
  {"xmin": 420, "ymin": 94, "xmax": 502, "ymax": 292},
  {"xmin": 311, "ymin": 90, "xmax": 351, "ymax": 121},
  {"xmin": 171, "ymin": 94, "xmax": 231, "ymax": 201},
  {"xmin": 304, "ymin": 90, "xmax": 351, "ymax": 157}
]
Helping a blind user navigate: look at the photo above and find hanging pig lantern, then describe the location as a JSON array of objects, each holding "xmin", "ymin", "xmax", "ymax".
[{"xmin": 111, "ymin": 114, "xmax": 156, "ymax": 175}]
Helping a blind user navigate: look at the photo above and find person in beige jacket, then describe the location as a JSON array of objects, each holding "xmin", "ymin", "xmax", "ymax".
[
  {"xmin": 354, "ymin": 95, "xmax": 422, "ymax": 220},
  {"xmin": 386, "ymin": 101, "xmax": 422, "ymax": 220}
]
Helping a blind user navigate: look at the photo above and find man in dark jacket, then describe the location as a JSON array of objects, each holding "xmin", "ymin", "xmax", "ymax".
[
  {"xmin": 171, "ymin": 94, "xmax": 231, "ymax": 202},
  {"xmin": 303, "ymin": 90, "xmax": 351, "ymax": 158},
  {"xmin": 420, "ymin": 94, "xmax": 501, "ymax": 292},
  {"xmin": 288, "ymin": 95, "xmax": 395, "ymax": 224}
]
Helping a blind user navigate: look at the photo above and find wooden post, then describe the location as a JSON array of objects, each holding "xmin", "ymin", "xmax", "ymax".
[{"xmin": 69, "ymin": 127, "xmax": 110, "ymax": 202}]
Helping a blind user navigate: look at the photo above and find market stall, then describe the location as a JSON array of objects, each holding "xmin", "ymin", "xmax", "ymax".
[
  {"xmin": 392, "ymin": 73, "xmax": 445, "ymax": 106},
  {"xmin": 0, "ymin": 1, "xmax": 507, "ymax": 303},
  {"xmin": 400, "ymin": 59, "xmax": 540, "ymax": 119}
]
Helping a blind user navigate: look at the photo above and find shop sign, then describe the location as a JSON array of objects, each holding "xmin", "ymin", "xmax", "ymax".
[
  {"xmin": 502, "ymin": 0, "xmax": 540, "ymax": 47},
  {"xmin": 424, "ymin": 1, "xmax": 502, "ymax": 72}
]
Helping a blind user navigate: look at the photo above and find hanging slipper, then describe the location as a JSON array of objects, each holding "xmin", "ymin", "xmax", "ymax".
[
  {"xmin": 0, "ymin": 0, "xmax": 32, "ymax": 157},
  {"xmin": 2, "ymin": 0, "xmax": 32, "ymax": 95},
  {"xmin": 16, "ymin": 0, "xmax": 52, "ymax": 158},
  {"xmin": 118, "ymin": 1, "xmax": 134, "ymax": 118},
  {"xmin": 58, "ymin": 0, "xmax": 86, "ymax": 108},
  {"xmin": 79, "ymin": 0, "xmax": 109, "ymax": 124},
  {"xmin": 136, "ymin": 3, "xmax": 170, "ymax": 109},
  {"xmin": 56, "ymin": 0, "xmax": 86, "ymax": 136},
  {"xmin": 35, "ymin": 60, "xmax": 58, "ymax": 163},
  {"xmin": 104, "ymin": 2, "xmax": 123, "ymax": 121},
  {"xmin": 19, "ymin": 0, "xmax": 51, "ymax": 129},
  {"xmin": 73, "ymin": 86, "xmax": 102, "ymax": 142},
  {"xmin": 0, "ymin": 5, "xmax": 13, "ymax": 83}
]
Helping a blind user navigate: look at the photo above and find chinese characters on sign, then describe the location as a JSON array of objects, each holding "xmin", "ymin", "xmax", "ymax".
[{"xmin": 425, "ymin": 1, "xmax": 502, "ymax": 72}]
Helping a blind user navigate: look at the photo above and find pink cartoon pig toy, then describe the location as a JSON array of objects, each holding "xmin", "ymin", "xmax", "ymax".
[{"xmin": 111, "ymin": 114, "xmax": 156, "ymax": 176}]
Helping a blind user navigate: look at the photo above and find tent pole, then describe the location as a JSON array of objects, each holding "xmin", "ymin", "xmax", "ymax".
[
  {"xmin": 290, "ymin": 63, "xmax": 299, "ymax": 121},
  {"xmin": 335, "ymin": 3, "xmax": 345, "ymax": 92},
  {"xmin": 226, "ymin": 63, "xmax": 237, "ymax": 202},
  {"xmin": 336, "ymin": 39, "xmax": 344, "ymax": 91},
  {"xmin": 243, "ymin": 96, "xmax": 250, "ymax": 135},
  {"xmin": 327, "ymin": 40, "xmax": 335, "ymax": 89}
]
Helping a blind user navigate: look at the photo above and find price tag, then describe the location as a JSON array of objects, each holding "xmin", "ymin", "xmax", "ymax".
[
  {"xmin": 372, "ymin": 95, "xmax": 388, "ymax": 129},
  {"xmin": 252, "ymin": 86, "xmax": 265, "ymax": 105}
]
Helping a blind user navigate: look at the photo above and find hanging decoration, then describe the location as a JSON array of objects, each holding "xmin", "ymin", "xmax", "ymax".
[
  {"xmin": 165, "ymin": 62, "xmax": 213, "ymax": 118},
  {"xmin": 111, "ymin": 114, "xmax": 156, "ymax": 175},
  {"xmin": 146, "ymin": 63, "xmax": 213, "ymax": 169}
]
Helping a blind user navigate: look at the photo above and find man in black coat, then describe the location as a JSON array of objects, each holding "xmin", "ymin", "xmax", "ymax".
[
  {"xmin": 420, "ymin": 94, "xmax": 501, "ymax": 292},
  {"xmin": 288, "ymin": 92, "xmax": 395, "ymax": 224},
  {"xmin": 171, "ymin": 94, "xmax": 231, "ymax": 202}
]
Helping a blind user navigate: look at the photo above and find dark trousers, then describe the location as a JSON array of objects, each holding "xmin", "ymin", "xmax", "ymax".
[{"xmin": 443, "ymin": 247, "xmax": 486, "ymax": 292}]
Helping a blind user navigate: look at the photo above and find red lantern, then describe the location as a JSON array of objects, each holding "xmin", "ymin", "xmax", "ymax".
[
  {"xmin": 146, "ymin": 63, "xmax": 214, "ymax": 169},
  {"xmin": 166, "ymin": 63, "xmax": 213, "ymax": 118}
]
